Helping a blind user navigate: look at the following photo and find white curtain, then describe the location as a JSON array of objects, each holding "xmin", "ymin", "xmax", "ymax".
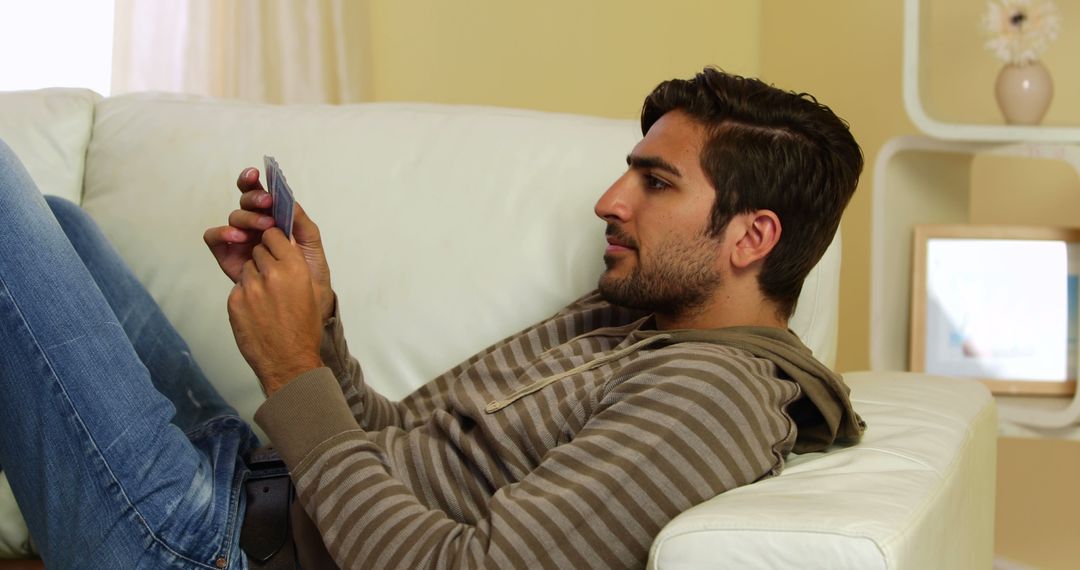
[{"xmin": 111, "ymin": 0, "xmax": 370, "ymax": 104}]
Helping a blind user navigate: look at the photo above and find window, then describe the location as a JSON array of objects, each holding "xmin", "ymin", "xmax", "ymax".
[{"xmin": 0, "ymin": 0, "xmax": 115, "ymax": 94}]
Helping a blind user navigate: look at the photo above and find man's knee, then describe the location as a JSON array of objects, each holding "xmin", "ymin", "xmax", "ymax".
[
  {"xmin": 44, "ymin": 194, "xmax": 94, "ymax": 237},
  {"xmin": 0, "ymin": 138, "xmax": 17, "ymax": 163},
  {"xmin": 44, "ymin": 193, "xmax": 80, "ymax": 216},
  {"xmin": 0, "ymin": 139, "xmax": 35, "ymax": 188}
]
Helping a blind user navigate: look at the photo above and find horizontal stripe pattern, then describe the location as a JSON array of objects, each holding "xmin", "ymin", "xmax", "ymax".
[{"xmin": 287, "ymin": 291, "xmax": 803, "ymax": 568}]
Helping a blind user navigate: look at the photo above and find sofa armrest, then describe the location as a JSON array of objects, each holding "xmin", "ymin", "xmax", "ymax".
[{"xmin": 649, "ymin": 372, "xmax": 996, "ymax": 570}]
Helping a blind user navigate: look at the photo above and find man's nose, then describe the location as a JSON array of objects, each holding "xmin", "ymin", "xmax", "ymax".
[{"xmin": 594, "ymin": 173, "xmax": 633, "ymax": 223}]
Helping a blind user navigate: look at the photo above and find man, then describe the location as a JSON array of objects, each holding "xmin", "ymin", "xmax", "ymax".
[{"xmin": 0, "ymin": 68, "xmax": 862, "ymax": 568}]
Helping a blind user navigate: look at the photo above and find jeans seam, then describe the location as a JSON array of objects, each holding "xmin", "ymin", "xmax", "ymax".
[
  {"xmin": 187, "ymin": 416, "xmax": 251, "ymax": 567},
  {"xmin": 221, "ymin": 463, "xmax": 249, "ymax": 565},
  {"xmin": 0, "ymin": 273, "xmax": 224, "ymax": 569}
]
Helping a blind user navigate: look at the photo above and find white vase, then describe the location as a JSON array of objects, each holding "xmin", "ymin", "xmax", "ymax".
[{"xmin": 994, "ymin": 61, "xmax": 1054, "ymax": 125}]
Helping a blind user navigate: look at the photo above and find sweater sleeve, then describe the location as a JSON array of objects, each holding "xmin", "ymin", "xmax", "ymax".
[
  {"xmin": 318, "ymin": 307, "xmax": 454, "ymax": 431},
  {"xmin": 255, "ymin": 355, "xmax": 799, "ymax": 569}
]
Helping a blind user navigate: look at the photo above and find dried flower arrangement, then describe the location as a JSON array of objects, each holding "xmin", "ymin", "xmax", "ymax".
[{"xmin": 982, "ymin": 0, "xmax": 1062, "ymax": 65}]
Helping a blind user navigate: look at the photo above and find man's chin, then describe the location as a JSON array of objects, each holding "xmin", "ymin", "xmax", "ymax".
[
  {"xmin": 597, "ymin": 281, "xmax": 618, "ymax": 306},
  {"xmin": 597, "ymin": 273, "xmax": 632, "ymax": 307},
  {"xmin": 597, "ymin": 269, "xmax": 623, "ymax": 291}
]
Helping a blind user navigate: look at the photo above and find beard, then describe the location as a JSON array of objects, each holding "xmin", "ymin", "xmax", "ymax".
[{"xmin": 598, "ymin": 224, "xmax": 723, "ymax": 319}]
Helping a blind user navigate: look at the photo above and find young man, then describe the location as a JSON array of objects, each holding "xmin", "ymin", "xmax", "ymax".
[{"xmin": 0, "ymin": 68, "xmax": 862, "ymax": 568}]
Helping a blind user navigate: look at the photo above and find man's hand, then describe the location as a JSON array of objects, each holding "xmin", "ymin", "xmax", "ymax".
[
  {"xmin": 204, "ymin": 167, "xmax": 337, "ymax": 322},
  {"xmin": 227, "ymin": 227, "xmax": 324, "ymax": 395}
]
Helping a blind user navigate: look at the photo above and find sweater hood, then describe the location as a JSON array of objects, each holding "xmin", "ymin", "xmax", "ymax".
[
  {"xmin": 636, "ymin": 326, "xmax": 865, "ymax": 453},
  {"xmin": 481, "ymin": 317, "xmax": 865, "ymax": 454}
]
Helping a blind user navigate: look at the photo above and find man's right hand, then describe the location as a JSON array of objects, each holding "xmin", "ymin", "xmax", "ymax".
[{"xmin": 204, "ymin": 167, "xmax": 337, "ymax": 322}]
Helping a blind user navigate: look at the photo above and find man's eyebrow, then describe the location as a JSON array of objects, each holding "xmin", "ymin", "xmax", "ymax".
[{"xmin": 626, "ymin": 154, "xmax": 682, "ymax": 178}]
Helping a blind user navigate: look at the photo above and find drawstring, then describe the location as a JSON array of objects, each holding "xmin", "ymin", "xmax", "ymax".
[{"xmin": 484, "ymin": 333, "xmax": 672, "ymax": 413}]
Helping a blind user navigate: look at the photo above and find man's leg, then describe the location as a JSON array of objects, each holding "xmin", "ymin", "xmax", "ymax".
[
  {"xmin": 0, "ymin": 140, "xmax": 253, "ymax": 569},
  {"xmin": 45, "ymin": 195, "xmax": 237, "ymax": 433}
]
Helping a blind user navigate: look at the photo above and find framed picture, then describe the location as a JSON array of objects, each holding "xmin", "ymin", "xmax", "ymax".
[{"xmin": 910, "ymin": 225, "xmax": 1080, "ymax": 396}]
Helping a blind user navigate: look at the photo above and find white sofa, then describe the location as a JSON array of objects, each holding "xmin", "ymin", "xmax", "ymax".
[{"xmin": 0, "ymin": 88, "xmax": 996, "ymax": 568}]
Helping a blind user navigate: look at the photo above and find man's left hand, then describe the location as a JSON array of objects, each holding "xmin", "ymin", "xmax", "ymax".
[{"xmin": 227, "ymin": 227, "xmax": 324, "ymax": 396}]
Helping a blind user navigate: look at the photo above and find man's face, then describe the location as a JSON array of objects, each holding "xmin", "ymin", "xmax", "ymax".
[{"xmin": 594, "ymin": 110, "xmax": 726, "ymax": 317}]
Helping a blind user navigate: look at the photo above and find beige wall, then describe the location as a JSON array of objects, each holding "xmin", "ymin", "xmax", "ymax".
[
  {"xmin": 997, "ymin": 437, "xmax": 1080, "ymax": 568},
  {"xmin": 368, "ymin": 0, "xmax": 760, "ymax": 118}
]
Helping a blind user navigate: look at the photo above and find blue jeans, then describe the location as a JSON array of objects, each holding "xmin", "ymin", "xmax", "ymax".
[{"xmin": 0, "ymin": 139, "xmax": 258, "ymax": 569}]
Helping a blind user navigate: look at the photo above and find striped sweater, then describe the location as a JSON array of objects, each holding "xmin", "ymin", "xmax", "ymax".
[{"xmin": 255, "ymin": 291, "xmax": 863, "ymax": 569}]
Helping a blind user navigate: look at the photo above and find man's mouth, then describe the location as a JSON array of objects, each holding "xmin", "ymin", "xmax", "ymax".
[{"xmin": 605, "ymin": 225, "xmax": 638, "ymax": 254}]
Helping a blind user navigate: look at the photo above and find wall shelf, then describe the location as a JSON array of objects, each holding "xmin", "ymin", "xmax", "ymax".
[{"xmin": 903, "ymin": 0, "xmax": 1080, "ymax": 143}]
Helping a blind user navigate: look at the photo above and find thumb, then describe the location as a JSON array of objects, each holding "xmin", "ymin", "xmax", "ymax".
[{"xmin": 292, "ymin": 202, "xmax": 322, "ymax": 246}]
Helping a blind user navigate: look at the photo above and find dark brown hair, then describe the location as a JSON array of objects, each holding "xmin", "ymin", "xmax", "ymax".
[{"xmin": 641, "ymin": 68, "xmax": 863, "ymax": 318}]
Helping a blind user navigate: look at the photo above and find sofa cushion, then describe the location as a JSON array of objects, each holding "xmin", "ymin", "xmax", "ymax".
[{"xmin": 0, "ymin": 89, "xmax": 98, "ymax": 204}]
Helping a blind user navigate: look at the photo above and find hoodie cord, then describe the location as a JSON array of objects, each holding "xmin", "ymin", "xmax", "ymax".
[{"xmin": 484, "ymin": 333, "xmax": 672, "ymax": 413}]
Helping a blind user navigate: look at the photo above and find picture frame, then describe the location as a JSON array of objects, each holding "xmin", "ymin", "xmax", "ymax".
[{"xmin": 910, "ymin": 225, "xmax": 1080, "ymax": 396}]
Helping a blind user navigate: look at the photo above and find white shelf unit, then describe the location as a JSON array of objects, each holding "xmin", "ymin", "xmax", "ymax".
[
  {"xmin": 870, "ymin": 136, "xmax": 1080, "ymax": 372},
  {"xmin": 903, "ymin": 0, "xmax": 1080, "ymax": 143},
  {"xmin": 881, "ymin": 0, "xmax": 1080, "ymax": 438},
  {"xmin": 870, "ymin": 136, "xmax": 1080, "ymax": 438}
]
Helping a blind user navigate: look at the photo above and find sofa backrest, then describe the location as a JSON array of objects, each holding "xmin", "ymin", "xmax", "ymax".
[
  {"xmin": 0, "ymin": 89, "xmax": 841, "ymax": 432},
  {"xmin": 0, "ymin": 89, "xmax": 98, "ymax": 204}
]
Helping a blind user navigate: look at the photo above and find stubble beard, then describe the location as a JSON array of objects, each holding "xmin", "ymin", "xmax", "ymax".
[{"xmin": 598, "ymin": 229, "xmax": 724, "ymax": 320}]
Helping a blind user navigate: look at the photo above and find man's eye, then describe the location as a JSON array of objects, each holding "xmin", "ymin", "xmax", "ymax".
[{"xmin": 644, "ymin": 174, "xmax": 669, "ymax": 190}]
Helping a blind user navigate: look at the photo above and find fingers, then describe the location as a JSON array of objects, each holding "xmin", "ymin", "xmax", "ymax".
[
  {"xmin": 291, "ymin": 201, "xmax": 322, "ymax": 243},
  {"xmin": 240, "ymin": 189, "xmax": 272, "ymax": 210},
  {"xmin": 240, "ymin": 259, "xmax": 259, "ymax": 286},
  {"xmin": 295, "ymin": 201, "xmax": 311, "ymax": 223},
  {"xmin": 241, "ymin": 230, "xmax": 307, "ymax": 288},
  {"xmin": 237, "ymin": 167, "xmax": 265, "ymax": 192},
  {"xmin": 245, "ymin": 229, "xmax": 296, "ymax": 268},
  {"xmin": 212, "ymin": 168, "xmax": 272, "ymax": 285},
  {"xmin": 204, "ymin": 225, "xmax": 253, "ymax": 248},
  {"xmin": 229, "ymin": 208, "xmax": 275, "ymax": 232},
  {"xmin": 259, "ymin": 228, "xmax": 294, "ymax": 258},
  {"xmin": 204, "ymin": 224, "xmax": 260, "ymax": 283},
  {"xmin": 251, "ymin": 242, "xmax": 275, "ymax": 269}
]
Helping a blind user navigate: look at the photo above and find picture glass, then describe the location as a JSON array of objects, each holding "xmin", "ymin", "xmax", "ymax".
[{"xmin": 923, "ymin": 238, "xmax": 1079, "ymax": 382}]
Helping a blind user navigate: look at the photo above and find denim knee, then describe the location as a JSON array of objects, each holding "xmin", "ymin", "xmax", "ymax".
[
  {"xmin": 0, "ymin": 138, "xmax": 16, "ymax": 163},
  {"xmin": 45, "ymin": 193, "xmax": 89, "ymax": 228},
  {"xmin": 44, "ymin": 193, "xmax": 80, "ymax": 213}
]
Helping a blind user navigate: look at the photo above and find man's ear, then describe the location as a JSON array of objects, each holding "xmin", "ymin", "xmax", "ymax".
[{"xmin": 730, "ymin": 210, "xmax": 781, "ymax": 269}]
